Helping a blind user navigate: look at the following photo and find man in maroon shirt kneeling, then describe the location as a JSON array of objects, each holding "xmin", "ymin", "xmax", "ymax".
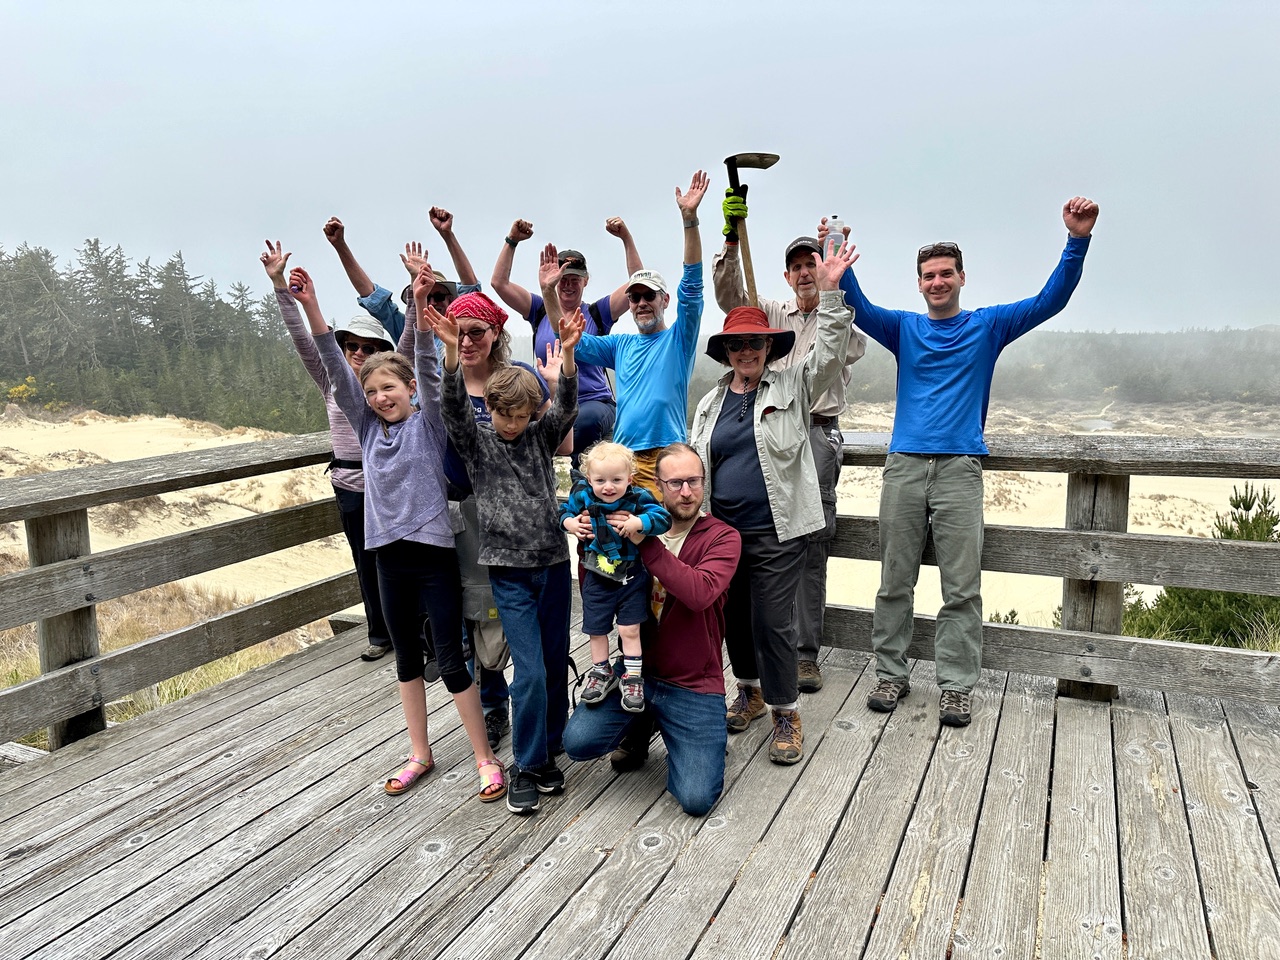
[{"xmin": 563, "ymin": 443, "xmax": 742, "ymax": 816}]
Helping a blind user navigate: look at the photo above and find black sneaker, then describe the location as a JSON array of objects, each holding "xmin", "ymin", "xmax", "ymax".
[
  {"xmin": 530, "ymin": 759, "xmax": 565, "ymax": 795},
  {"xmin": 484, "ymin": 707, "xmax": 510, "ymax": 749},
  {"xmin": 506, "ymin": 768, "xmax": 540, "ymax": 814}
]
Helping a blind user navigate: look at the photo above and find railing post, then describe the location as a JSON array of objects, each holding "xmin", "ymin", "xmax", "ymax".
[
  {"xmin": 1058, "ymin": 473, "xmax": 1128, "ymax": 701},
  {"xmin": 26, "ymin": 509, "xmax": 105, "ymax": 747}
]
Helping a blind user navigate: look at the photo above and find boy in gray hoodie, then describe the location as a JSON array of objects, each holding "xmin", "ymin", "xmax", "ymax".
[{"xmin": 427, "ymin": 293, "xmax": 583, "ymax": 815}]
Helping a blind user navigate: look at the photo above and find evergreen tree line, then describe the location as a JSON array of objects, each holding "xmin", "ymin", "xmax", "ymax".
[
  {"xmin": 0, "ymin": 241, "xmax": 326, "ymax": 433},
  {"xmin": 5, "ymin": 239, "xmax": 1279, "ymax": 434}
]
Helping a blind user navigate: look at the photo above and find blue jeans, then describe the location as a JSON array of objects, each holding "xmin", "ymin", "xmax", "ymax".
[
  {"xmin": 564, "ymin": 676, "xmax": 727, "ymax": 816},
  {"xmin": 488, "ymin": 562, "xmax": 571, "ymax": 771}
]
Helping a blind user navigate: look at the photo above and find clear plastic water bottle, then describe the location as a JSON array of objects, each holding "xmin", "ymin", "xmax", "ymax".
[{"xmin": 826, "ymin": 215, "xmax": 845, "ymax": 256}]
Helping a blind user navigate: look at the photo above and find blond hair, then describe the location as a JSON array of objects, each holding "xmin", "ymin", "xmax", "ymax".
[
  {"xmin": 580, "ymin": 441, "xmax": 636, "ymax": 478},
  {"xmin": 483, "ymin": 365, "xmax": 542, "ymax": 414}
]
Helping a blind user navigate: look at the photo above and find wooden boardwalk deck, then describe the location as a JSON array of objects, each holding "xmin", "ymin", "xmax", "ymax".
[{"xmin": 4, "ymin": 625, "xmax": 1280, "ymax": 960}]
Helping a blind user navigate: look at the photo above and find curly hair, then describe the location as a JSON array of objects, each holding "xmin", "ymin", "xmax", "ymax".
[{"xmin": 580, "ymin": 441, "xmax": 636, "ymax": 478}]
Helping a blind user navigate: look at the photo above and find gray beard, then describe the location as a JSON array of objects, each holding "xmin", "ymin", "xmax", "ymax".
[{"xmin": 635, "ymin": 306, "xmax": 666, "ymax": 333}]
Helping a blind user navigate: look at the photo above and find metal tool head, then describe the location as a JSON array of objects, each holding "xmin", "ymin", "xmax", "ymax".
[{"xmin": 725, "ymin": 152, "xmax": 780, "ymax": 171}]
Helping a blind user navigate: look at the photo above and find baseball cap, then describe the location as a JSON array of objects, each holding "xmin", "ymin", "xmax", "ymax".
[
  {"xmin": 784, "ymin": 236, "xmax": 822, "ymax": 265},
  {"xmin": 558, "ymin": 249, "xmax": 588, "ymax": 278},
  {"xmin": 625, "ymin": 269, "xmax": 667, "ymax": 294}
]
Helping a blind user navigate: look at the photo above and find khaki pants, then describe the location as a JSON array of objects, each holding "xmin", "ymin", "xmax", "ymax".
[{"xmin": 870, "ymin": 453, "xmax": 984, "ymax": 693}]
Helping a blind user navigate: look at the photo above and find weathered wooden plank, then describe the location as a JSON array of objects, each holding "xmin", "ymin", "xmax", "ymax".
[
  {"xmin": 824, "ymin": 605, "xmax": 1280, "ymax": 704},
  {"xmin": 614, "ymin": 664, "xmax": 864, "ymax": 960},
  {"xmin": 951, "ymin": 673, "xmax": 1057, "ymax": 960},
  {"xmin": 1220, "ymin": 698, "xmax": 1280, "ymax": 888},
  {"xmin": 860, "ymin": 670, "xmax": 1005, "ymax": 958},
  {"xmin": 1041, "ymin": 698, "xmax": 1123, "ymax": 959},
  {"xmin": 1060, "ymin": 472, "xmax": 1127, "ymax": 700},
  {"xmin": 841, "ymin": 432, "xmax": 1280, "ymax": 478},
  {"xmin": 0, "ymin": 572, "xmax": 361, "ymax": 743},
  {"xmin": 0, "ymin": 624, "xmax": 364, "ymax": 807},
  {"xmin": 779, "ymin": 662, "xmax": 939, "ymax": 960},
  {"xmin": 0, "ymin": 500, "xmax": 343, "ymax": 631},
  {"xmin": 1166, "ymin": 692, "xmax": 1280, "ymax": 958},
  {"xmin": 0, "ymin": 679, "xmax": 410, "ymax": 956},
  {"xmin": 1111, "ymin": 687, "xmax": 1213, "ymax": 960},
  {"xmin": 0, "ymin": 431, "xmax": 331, "ymax": 524},
  {"xmin": 830, "ymin": 516, "xmax": 1280, "ymax": 597},
  {"xmin": 22, "ymin": 687, "xmax": 476, "ymax": 960},
  {"xmin": 26, "ymin": 508, "xmax": 105, "ymax": 747}
]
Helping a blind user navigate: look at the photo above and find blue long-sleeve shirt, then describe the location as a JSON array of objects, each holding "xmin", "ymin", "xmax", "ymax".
[
  {"xmin": 839, "ymin": 235, "xmax": 1090, "ymax": 455},
  {"xmin": 574, "ymin": 261, "xmax": 704, "ymax": 451}
]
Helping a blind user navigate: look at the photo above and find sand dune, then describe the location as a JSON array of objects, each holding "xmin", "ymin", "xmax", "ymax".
[{"xmin": 0, "ymin": 400, "xmax": 1260, "ymax": 629}]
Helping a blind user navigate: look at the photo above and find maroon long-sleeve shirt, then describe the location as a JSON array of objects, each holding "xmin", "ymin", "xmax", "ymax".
[{"xmin": 639, "ymin": 514, "xmax": 742, "ymax": 696}]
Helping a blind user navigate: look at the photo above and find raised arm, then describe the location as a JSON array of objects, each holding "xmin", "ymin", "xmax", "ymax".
[
  {"xmin": 322, "ymin": 217, "xmax": 375, "ymax": 298},
  {"xmin": 538, "ymin": 242, "xmax": 566, "ymax": 336},
  {"xmin": 259, "ymin": 241, "xmax": 329, "ymax": 392},
  {"xmin": 604, "ymin": 216, "xmax": 644, "ymax": 319},
  {"xmin": 430, "ymin": 207, "xmax": 480, "ymax": 286},
  {"xmin": 807, "ymin": 240, "xmax": 858, "ymax": 397},
  {"xmin": 677, "ymin": 169, "xmax": 710, "ymax": 266},
  {"xmin": 489, "ymin": 218, "xmax": 535, "ymax": 318}
]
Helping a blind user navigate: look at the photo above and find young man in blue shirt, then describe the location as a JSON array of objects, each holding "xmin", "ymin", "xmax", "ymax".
[{"xmin": 831, "ymin": 197, "xmax": 1100, "ymax": 726}]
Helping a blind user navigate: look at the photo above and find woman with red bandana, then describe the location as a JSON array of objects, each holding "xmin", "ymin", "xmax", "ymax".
[{"xmin": 688, "ymin": 240, "xmax": 858, "ymax": 767}]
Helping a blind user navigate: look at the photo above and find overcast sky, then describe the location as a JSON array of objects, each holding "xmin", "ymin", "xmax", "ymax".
[{"xmin": 3, "ymin": 1, "xmax": 1277, "ymax": 335}]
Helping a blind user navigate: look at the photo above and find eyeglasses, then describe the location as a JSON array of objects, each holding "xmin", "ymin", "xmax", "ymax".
[
  {"xmin": 627, "ymin": 290, "xmax": 658, "ymax": 303},
  {"xmin": 458, "ymin": 327, "xmax": 492, "ymax": 342},
  {"xmin": 725, "ymin": 337, "xmax": 768, "ymax": 353},
  {"xmin": 659, "ymin": 476, "xmax": 705, "ymax": 493},
  {"xmin": 428, "ymin": 291, "xmax": 453, "ymax": 305},
  {"xmin": 343, "ymin": 341, "xmax": 382, "ymax": 357}
]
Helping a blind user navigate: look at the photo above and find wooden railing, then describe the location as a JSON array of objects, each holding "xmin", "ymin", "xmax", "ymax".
[
  {"xmin": 0, "ymin": 433, "xmax": 359, "ymax": 748},
  {"xmin": 824, "ymin": 433, "xmax": 1280, "ymax": 703},
  {"xmin": 3, "ymin": 430, "xmax": 1280, "ymax": 751}
]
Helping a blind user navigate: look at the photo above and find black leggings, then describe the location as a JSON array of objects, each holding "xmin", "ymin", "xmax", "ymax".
[{"xmin": 375, "ymin": 540, "xmax": 470, "ymax": 692}]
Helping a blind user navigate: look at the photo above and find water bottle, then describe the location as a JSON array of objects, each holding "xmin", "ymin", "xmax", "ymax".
[{"xmin": 826, "ymin": 215, "xmax": 845, "ymax": 256}]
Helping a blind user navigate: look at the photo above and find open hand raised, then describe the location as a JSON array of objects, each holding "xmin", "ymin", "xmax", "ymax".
[
  {"xmin": 538, "ymin": 243, "xmax": 563, "ymax": 292},
  {"xmin": 676, "ymin": 170, "xmax": 710, "ymax": 220},
  {"xmin": 558, "ymin": 306, "xmax": 586, "ymax": 350},
  {"xmin": 815, "ymin": 238, "xmax": 858, "ymax": 291},
  {"xmin": 402, "ymin": 241, "xmax": 428, "ymax": 279}
]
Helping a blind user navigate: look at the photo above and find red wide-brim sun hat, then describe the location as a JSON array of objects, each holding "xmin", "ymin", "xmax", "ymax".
[{"xmin": 705, "ymin": 307, "xmax": 797, "ymax": 365}]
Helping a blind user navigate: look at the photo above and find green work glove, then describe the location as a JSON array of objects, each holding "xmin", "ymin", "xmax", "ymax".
[{"xmin": 722, "ymin": 187, "xmax": 748, "ymax": 240}]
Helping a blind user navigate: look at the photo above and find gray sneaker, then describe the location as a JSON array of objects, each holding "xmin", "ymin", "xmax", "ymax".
[
  {"xmin": 620, "ymin": 675, "xmax": 645, "ymax": 713},
  {"xmin": 580, "ymin": 664, "xmax": 618, "ymax": 706},
  {"xmin": 867, "ymin": 677, "xmax": 910, "ymax": 713},
  {"xmin": 939, "ymin": 690, "xmax": 972, "ymax": 727},
  {"xmin": 360, "ymin": 643, "xmax": 391, "ymax": 662}
]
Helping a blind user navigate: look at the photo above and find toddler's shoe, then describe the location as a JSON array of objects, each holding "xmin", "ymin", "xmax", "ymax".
[
  {"xmin": 620, "ymin": 675, "xmax": 645, "ymax": 714},
  {"xmin": 581, "ymin": 664, "xmax": 618, "ymax": 706}
]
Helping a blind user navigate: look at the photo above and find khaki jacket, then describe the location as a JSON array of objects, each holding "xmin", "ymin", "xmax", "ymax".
[{"xmin": 690, "ymin": 290, "xmax": 853, "ymax": 543}]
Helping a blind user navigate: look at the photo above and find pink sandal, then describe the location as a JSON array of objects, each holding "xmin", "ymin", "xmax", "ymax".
[
  {"xmin": 384, "ymin": 754, "xmax": 434, "ymax": 796},
  {"xmin": 477, "ymin": 758, "xmax": 506, "ymax": 803}
]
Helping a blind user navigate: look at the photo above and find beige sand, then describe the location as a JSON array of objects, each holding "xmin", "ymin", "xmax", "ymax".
[{"xmin": 0, "ymin": 400, "xmax": 1264, "ymax": 628}]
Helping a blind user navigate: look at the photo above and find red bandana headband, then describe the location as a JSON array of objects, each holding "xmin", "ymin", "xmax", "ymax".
[{"xmin": 451, "ymin": 292, "xmax": 508, "ymax": 329}]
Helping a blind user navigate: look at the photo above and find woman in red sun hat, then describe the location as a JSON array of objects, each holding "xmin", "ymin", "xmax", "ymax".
[{"xmin": 688, "ymin": 239, "xmax": 858, "ymax": 766}]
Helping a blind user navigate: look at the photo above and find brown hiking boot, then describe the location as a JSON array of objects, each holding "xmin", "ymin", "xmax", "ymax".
[
  {"xmin": 797, "ymin": 659, "xmax": 824, "ymax": 693},
  {"xmin": 867, "ymin": 677, "xmax": 911, "ymax": 713},
  {"xmin": 726, "ymin": 684, "xmax": 766, "ymax": 733},
  {"xmin": 939, "ymin": 690, "xmax": 972, "ymax": 727},
  {"xmin": 768, "ymin": 709, "xmax": 804, "ymax": 764}
]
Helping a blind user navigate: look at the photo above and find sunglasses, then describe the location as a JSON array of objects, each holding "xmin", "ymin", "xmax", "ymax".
[
  {"xmin": 343, "ymin": 341, "xmax": 382, "ymax": 357},
  {"xmin": 917, "ymin": 241, "xmax": 961, "ymax": 259},
  {"xmin": 725, "ymin": 336, "xmax": 768, "ymax": 353},
  {"xmin": 458, "ymin": 327, "xmax": 492, "ymax": 342},
  {"xmin": 659, "ymin": 476, "xmax": 705, "ymax": 493},
  {"xmin": 627, "ymin": 289, "xmax": 658, "ymax": 303},
  {"xmin": 428, "ymin": 291, "xmax": 453, "ymax": 305}
]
